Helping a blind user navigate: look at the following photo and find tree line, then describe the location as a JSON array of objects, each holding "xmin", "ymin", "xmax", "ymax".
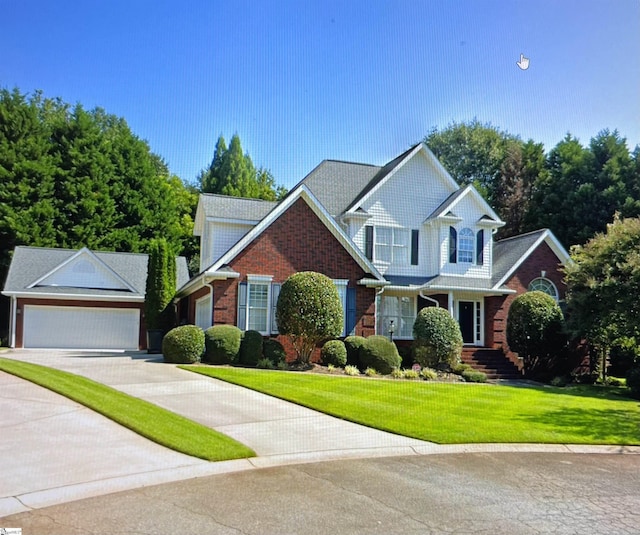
[{"xmin": 425, "ymin": 120, "xmax": 640, "ymax": 246}]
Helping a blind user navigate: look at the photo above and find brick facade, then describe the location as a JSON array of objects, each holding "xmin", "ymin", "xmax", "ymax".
[
  {"xmin": 485, "ymin": 241, "xmax": 567, "ymax": 362},
  {"xmin": 185, "ymin": 197, "xmax": 377, "ymax": 359}
]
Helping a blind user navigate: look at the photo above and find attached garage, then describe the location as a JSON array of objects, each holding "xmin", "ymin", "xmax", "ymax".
[{"xmin": 22, "ymin": 305, "xmax": 140, "ymax": 350}]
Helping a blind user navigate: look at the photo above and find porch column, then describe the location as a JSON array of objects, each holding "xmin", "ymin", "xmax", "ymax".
[{"xmin": 448, "ymin": 291, "xmax": 454, "ymax": 318}]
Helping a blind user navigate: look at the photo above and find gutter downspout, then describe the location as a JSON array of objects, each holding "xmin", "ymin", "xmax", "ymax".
[
  {"xmin": 418, "ymin": 290, "xmax": 439, "ymax": 307},
  {"xmin": 9, "ymin": 296, "xmax": 16, "ymax": 348}
]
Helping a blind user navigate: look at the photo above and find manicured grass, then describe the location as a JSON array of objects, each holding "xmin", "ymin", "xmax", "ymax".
[
  {"xmin": 183, "ymin": 366, "xmax": 640, "ymax": 445},
  {"xmin": 0, "ymin": 358, "xmax": 255, "ymax": 461}
]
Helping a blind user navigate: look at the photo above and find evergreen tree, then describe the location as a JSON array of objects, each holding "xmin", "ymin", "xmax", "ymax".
[{"xmin": 198, "ymin": 133, "xmax": 286, "ymax": 201}]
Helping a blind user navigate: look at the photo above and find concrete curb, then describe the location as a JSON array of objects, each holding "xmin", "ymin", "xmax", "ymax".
[{"xmin": 2, "ymin": 443, "xmax": 638, "ymax": 517}]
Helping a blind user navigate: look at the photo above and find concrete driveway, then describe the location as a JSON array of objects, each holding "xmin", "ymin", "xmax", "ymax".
[{"xmin": 1, "ymin": 349, "xmax": 638, "ymax": 521}]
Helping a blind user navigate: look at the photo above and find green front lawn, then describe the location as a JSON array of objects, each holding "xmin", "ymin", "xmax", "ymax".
[
  {"xmin": 183, "ymin": 366, "xmax": 640, "ymax": 445},
  {"xmin": 0, "ymin": 358, "xmax": 255, "ymax": 461}
]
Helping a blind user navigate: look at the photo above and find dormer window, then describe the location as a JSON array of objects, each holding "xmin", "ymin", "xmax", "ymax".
[
  {"xmin": 458, "ymin": 228, "xmax": 474, "ymax": 263},
  {"xmin": 449, "ymin": 227, "xmax": 484, "ymax": 265}
]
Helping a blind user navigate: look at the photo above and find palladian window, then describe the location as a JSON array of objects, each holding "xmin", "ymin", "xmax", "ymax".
[{"xmin": 528, "ymin": 277, "xmax": 559, "ymax": 302}]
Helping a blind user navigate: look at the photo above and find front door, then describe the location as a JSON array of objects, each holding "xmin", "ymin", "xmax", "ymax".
[{"xmin": 459, "ymin": 301, "xmax": 475, "ymax": 344}]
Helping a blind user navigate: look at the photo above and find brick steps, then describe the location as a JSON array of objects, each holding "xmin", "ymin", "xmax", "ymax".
[{"xmin": 461, "ymin": 348, "xmax": 522, "ymax": 381}]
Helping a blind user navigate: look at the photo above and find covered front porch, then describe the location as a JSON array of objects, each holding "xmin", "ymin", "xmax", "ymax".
[{"xmin": 376, "ymin": 275, "xmax": 515, "ymax": 347}]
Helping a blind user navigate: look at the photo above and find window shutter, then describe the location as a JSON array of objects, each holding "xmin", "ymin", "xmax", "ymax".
[
  {"xmin": 411, "ymin": 229, "xmax": 419, "ymax": 265},
  {"xmin": 476, "ymin": 229, "xmax": 484, "ymax": 265},
  {"xmin": 237, "ymin": 282, "xmax": 247, "ymax": 331},
  {"xmin": 449, "ymin": 227, "xmax": 457, "ymax": 264},
  {"xmin": 346, "ymin": 287, "xmax": 357, "ymax": 336},
  {"xmin": 271, "ymin": 283, "xmax": 281, "ymax": 333},
  {"xmin": 364, "ymin": 225, "xmax": 374, "ymax": 261}
]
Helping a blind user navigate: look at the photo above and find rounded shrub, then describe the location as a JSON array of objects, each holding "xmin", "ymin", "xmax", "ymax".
[
  {"xmin": 276, "ymin": 271, "xmax": 343, "ymax": 364},
  {"xmin": 344, "ymin": 335, "xmax": 366, "ymax": 366},
  {"xmin": 204, "ymin": 325, "xmax": 242, "ymax": 364},
  {"xmin": 239, "ymin": 330, "xmax": 263, "ymax": 367},
  {"xmin": 321, "ymin": 340, "xmax": 347, "ymax": 367},
  {"xmin": 506, "ymin": 291, "xmax": 566, "ymax": 378},
  {"xmin": 626, "ymin": 366, "xmax": 640, "ymax": 400},
  {"xmin": 263, "ymin": 338, "xmax": 287, "ymax": 366},
  {"xmin": 412, "ymin": 307, "xmax": 463, "ymax": 368},
  {"xmin": 462, "ymin": 369, "xmax": 488, "ymax": 383},
  {"xmin": 162, "ymin": 325, "xmax": 204, "ymax": 364},
  {"xmin": 359, "ymin": 335, "xmax": 401, "ymax": 375}
]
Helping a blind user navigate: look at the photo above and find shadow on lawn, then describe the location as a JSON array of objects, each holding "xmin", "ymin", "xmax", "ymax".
[
  {"xmin": 529, "ymin": 384, "xmax": 636, "ymax": 403},
  {"xmin": 519, "ymin": 406, "xmax": 640, "ymax": 443}
]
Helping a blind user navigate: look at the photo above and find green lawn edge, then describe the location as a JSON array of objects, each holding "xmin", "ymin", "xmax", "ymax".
[
  {"xmin": 182, "ymin": 366, "xmax": 640, "ymax": 446},
  {"xmin": 0, "ymin": 358, "xmax": 255, "ymax": 461}
]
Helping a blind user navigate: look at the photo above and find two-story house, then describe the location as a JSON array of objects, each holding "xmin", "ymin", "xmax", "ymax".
[{"xmin": 177, "ymin": 143, "xmax": 570, "ymax": 363}]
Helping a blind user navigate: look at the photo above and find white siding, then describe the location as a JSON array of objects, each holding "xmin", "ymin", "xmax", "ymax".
[
  {"xmin": 354, "ymin": 152, "xmax": 456, "ymax": 277},
  {"xmin": 438, "ymin": 194, "xmax": 492, "ymax": 278},
  {"xmin": 202, "ymin": 221, "xmax": 254, "ymax": 271},
  {"xmin": 39, "ymin": 256, "xmax": 128, "ymax": 290}
]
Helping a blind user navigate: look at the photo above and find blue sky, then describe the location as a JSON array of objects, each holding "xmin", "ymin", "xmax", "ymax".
[{"xmin": 2, "ymin": 0, "xmax": 639, "ymax": 189}]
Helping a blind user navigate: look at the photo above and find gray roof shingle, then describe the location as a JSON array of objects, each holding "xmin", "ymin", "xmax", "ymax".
[
  {"xmin": 199, "ymin": 194, "xmax": 278, "ymax": 221},
  {"xmin": 3, "ymin": 246, "xmax": 189, "ymax": 298},
  {"xmin": 492, "ymin": 230, "xmax": 547, "ymax": 286}
]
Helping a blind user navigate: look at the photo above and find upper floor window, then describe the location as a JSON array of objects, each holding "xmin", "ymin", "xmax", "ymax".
[
  {"xmin": 528, "ymin": 277, "xmax": 559, "ymax": 302},
  {"xmin": 458, "ymin": 228, "xmax": 474, "ymax": 263},
  {"xmin": 365, "ymin": 226, "xmax": 418, "ymax": 266},
  {"xmin": 449, "ymin": 227, "xmax": 484, "ymax": 265}
]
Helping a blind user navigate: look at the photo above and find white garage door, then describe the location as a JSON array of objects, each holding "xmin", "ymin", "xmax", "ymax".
[{"xmin": 23, "ymin": 305, "xmax": 140, "ymax": 350}]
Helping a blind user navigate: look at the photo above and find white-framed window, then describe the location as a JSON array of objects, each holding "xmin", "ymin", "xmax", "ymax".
[
  {"xmin": 374, "ymin": 226, "xmax": 409, "ymax": 264},
  {"xmin": 376, "ymin": 295, "xmax": 416, "ymax": 339},
  {"xmin": 334, "ymin": 279, "xmax": 349, "ymax": 336},
  {"xmin": 195, "ymin": 293, "xmax": 212, "ymax": 330},
  {"xmin": 458, "ymin": 228, "xmax": 474, "ymax": 263},
  {"xmin": 528, "ymin": 277, "xmax": 559, "ymax": 302},
  {"xmin": 238, "ymin": 275, "xmax": 273, "ymax": 335}
]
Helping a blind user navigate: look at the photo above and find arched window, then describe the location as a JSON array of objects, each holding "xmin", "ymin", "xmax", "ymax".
[
  {"xmin": 458, "ymin": 228, "xmax": 474, "ymax": 263},
  {"xmin": 528, "ymin": 277, "xmax": 559, "ymax": 301}
]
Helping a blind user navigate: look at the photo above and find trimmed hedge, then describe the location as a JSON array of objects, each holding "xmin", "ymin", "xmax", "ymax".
[
  {"xmin": 162, "ymin": 325, "xmax": 204, "ymax": 364},
  {"xmin": 204, "ymin": 325, "xmax": 242, "ymax": 364},
  {"xmin": 359, "ymin": 335, "xmax": 401, "ymax": 375},
  {"xmin": 263, "ymin": 339, "xmax": 287, "ymax": 366},
  {"xmin": 321, "ymin": 340, "xmax": 347, "ymax": 367},
  {"xmin": 239, "ymin": 330, "xmax": 263, "ymax": 367},
  {"xmin": 412, "ymin": 307, "xmax": 463, "ymax": 368},
  {"xmin": 344, "ymin": 335, "xmax": 366, "ymax": 366}
]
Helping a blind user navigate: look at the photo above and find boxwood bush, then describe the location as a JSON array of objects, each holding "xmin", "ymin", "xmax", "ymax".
[
  {"xmin": 344, "ymin": 335, "xmax": 366, "ymax": 366},
  {"xmin": 162, "ymin": 325, "xmax": 204, "ymax": 364},
  {"xmin": 204, "ymin": 325, "xmax": 242, "ymax": 364},
  {"xmin": 263, "ymin": 338, "xmax": 287, "ymax": 366},
  {"xmin": 239, "ymin": 330, "xmax": 263, "ymax": 367},
  {"xmin": 359, "ymin": 335, "xmax": 401, "ymax": 375},
  {"xmin": 412, "ymin": 307, "xmax": 463, "ymax": 368},
  {"xmin": 321, "ymin": 339, "xmax": 347, "ymax": 367}
]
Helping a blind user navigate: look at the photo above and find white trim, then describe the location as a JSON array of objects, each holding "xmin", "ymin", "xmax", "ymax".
[
  {"xmin": 3, "ymin": 291, "xmax": 145, "ymax": 302},
  {"xmin": 346, "ymin": 144, "xmax": 460, "ymax": 214},
  {"xmin": 246, "ymin": 278, "xmax": 272, "ymax": 335},
  {"xmin": 206, "ymin": 216, "xmax": 261, "ymax": 225},
  {"xmin": 432, "ymin": 185, "xmax": 504, "ymax": 226},
  {"xmin": 195, "ymin": 292, "xmax": 213, "ymax": 331},
  {"xmin": 9, "ymin": 296, "xmax": 17, "ymax": 348},
  {"xmin": 528, "ymin": 277, "xmax": 560, "ymax": 302},
  {"xmin": 493, "ymin": 229, "xmax": 571, "ymax": 290},
  {"xmin": 247, "ymin": 274, "xmax": 274, "ymax": 282},
  {"xmin": 456, "ymin": 299, "xmax": 484, "ymax": 346},
  {"xmin": 204, "ymin": 185, "xmax": 385, "ymax": 282},
  {"xmin": 26, "ymin": 248, "xmax": 138, "ymax": 293}
]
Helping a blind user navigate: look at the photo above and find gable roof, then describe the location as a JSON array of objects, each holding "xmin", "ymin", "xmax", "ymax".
[
  {"xmin": 180, "ymin": 184, "xmax": 386, "ymax": 294},
  {"xmin": 424, "ymin": 184, "xmax": 504, "ymax": 228},
  {"xmin": 492, "ymin": 229, "xmax": 571, "ymax": 289},
  {"xmin": 2, "ymin": 246, "xmax": 189, "ymax": 300},
  {"xmin": 343, "ymin": 143, "xmax": 461, "ymax": 214},
  {"xmin": 299, "ymin": 160, "xmax": 381, "ymax": 217},
  {"xmin": 195, "ymin": 194, "xmax": 278, "ymax": 235}
]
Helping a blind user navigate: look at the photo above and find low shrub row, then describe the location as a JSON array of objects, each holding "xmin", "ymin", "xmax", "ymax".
[
  {"xmin": 322, "ymin": 335, "xmax": 401, "ymax": 375},
  {"xmin": 161, "ymin": 324, "xmax": 287, "ymax": 367}
]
